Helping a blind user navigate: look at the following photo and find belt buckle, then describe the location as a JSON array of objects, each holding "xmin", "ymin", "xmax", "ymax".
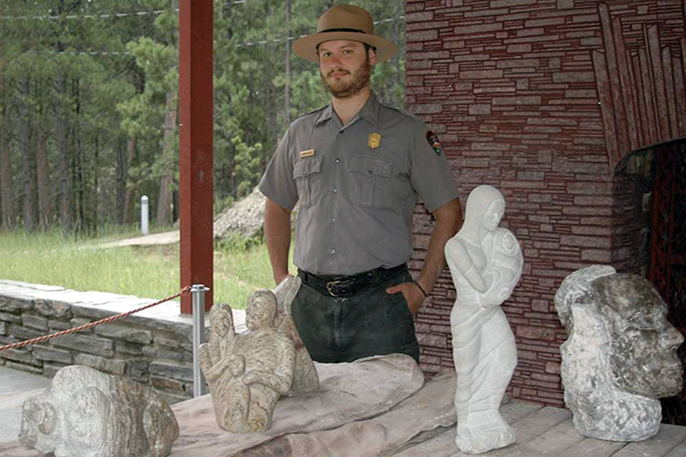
[{"xmin": 326, "ymin": 280, "xmax": 341, "ymax": 296}]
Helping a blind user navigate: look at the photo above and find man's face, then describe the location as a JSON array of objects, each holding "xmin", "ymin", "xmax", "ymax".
[
  {"xmin": 596, "ymin": 274, "xmax": 684, "ymax": 398},
  {"xmin": 318, "ymin": 40, "xmax": 375, "ymax": 99}
]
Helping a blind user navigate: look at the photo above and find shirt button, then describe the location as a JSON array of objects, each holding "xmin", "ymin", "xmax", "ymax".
[
  {"xmin": 333, "ymin": 187, "xmax": 338, "ymax": 193},
  {"xmin": 367, "ymin": 170, "xmax": 373, "ymax": 175},
  {"xmin": 335, "ymin": 158, "xmax": 340, "ymax": 163},
  {"xmin": 329, "ymin": 249, "xmax": 336, "ymax": 255},
  {"xmin": 331, "ymin": 217, "xmax": 336, "ymax": 223}
]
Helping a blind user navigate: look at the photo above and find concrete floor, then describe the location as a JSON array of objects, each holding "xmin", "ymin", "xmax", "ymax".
[{"xmin": 0, "ymin": 366, "xmax": 51, "ymax": 443}]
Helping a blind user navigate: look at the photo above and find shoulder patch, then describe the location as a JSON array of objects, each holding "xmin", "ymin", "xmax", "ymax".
[{"xmin": 425, "ymin": 131, "xmax": 443, "ymax": 156}]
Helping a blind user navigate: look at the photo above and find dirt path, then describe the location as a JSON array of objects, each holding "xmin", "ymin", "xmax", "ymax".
[{"xmin": 98, "ymin": 230, "xmax": 180, "ymax": 248}]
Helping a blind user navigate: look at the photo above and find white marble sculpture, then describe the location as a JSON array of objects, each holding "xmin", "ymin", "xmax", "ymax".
[
  {"xmin": 445, "ymin": 185, "xmax": 522, "ymax": 454},
  {"xmin": 555, "ymin": 265, "xmax": 684, "ymax": 441},
  {"xmin": 19, "ymin": 365, "xmax": 179, "ymax": 457},
  {"xmin": 199, "ymin": 286, "xmax": 300, "ymax": 433}
]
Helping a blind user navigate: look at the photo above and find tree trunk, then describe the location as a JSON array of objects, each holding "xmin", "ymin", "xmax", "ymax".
[
  {"xmin": 57, "ymin": 71, "xmax": 73, "ymax": 236},
  {"xmin": 123, "ymin": 136, "xmax": 137, "ymax": 225},
  {"xmin": 20, "ymin": 76, "xmax": 36, "ymax": 232},
  {"xmin": 156, "ymin": 91, "xmax": 176, "ymax": 226},
  {"xmin": 36, "ymin": 123, "xmax": 51, "ymax": 229},
  {"xmin": 95, "ymin": 136, "xmax": 104, "ymax": 228},
  {"xmin": 115, "ymin": 138, "xmax": 125, "ymax": 224},
  {"xmin": 285, "ymin": 0, "xmax": 291, "ymax": 125},
  {"xmin": 74, "ymin": 133, "xmax": 84, "ymax": 233},
  {"xmin": 72, "ymin": 76, "xmax": 90, "ymax": 234},
  {"xmin": 0, "ymin": 105, "xmax": 14, "ymax": 228},
  {"xmin": 156, "ymin": 173, "xmax": 174, "ymax": 226}
]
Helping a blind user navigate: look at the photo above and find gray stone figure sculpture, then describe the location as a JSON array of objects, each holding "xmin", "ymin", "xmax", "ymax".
[
  {"xmin": 200, "ymin": 302, "xmax": 251, "ymax": 433},
  {"xmin": 199, "ymin": 289, "xmax": 297, "ymax": 433},
  {"xmin": 555, "ymin": 265, "xmax": 684, "ymax": 441},
  {"xmin": 19, "ymin": 365, "xmax": 179, "ymax": 457},
  {"xmin": 273, "ymin": 276, "xmax": 319, "ymax": 391},
  {"xmin": 445, "ymin": 185, "xmax": 522, "ymax": 454}
]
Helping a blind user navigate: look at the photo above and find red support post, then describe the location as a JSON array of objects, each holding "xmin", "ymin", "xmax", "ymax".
[{"xmin": 179, "ymin": 0, "xmax": 214, "ymax": 314}]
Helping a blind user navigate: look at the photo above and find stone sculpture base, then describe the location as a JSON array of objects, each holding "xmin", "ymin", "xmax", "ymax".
[{"xmin": 173, "ymin": 354, "xmax": 424, "ymax": 456}]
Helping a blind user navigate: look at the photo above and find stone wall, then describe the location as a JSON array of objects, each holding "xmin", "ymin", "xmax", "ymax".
[
  {"xmin": 405, "ymin": 0, "xmax": 686, "ymax": 407},
  {"xmin": 0, "ymin": 280, "xmax": 245, "ymax": 405}
]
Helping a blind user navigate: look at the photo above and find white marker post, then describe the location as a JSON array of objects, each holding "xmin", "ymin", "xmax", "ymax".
[{"xmin": 141, "ymin": 196, "xmax": 149, "ymax": 236}]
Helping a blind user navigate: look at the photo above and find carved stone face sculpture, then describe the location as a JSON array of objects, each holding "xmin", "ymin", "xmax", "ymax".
[
  {"xmin": 594, "ymin": 274, "xmax": 684, "ymax": 398},
  {"xmin": 555, "ymin": 266, "xmax": 684, "ymax": 441},
  {"xmin": 66, "ymin": 386, "xmax": 110, "ymax": 450},
  {"xmin": 246, "ymin": 289, "xmax": 277, "ymax": 331},
  {"xmin": 481, "ymin": 199, "xmax": 504, "ymax": 232},
  {"xmin": 20, "ymin": 365, "xmax": 179, "ymax": 457},
  {"xmin": 20, "ymin": 392, "xmax": 59, "ymax": 452},
  {"xmin": 211, "ymin": 302, "xmax": 234, "ymax": 338},
  {"xmin": 464, "ymin": 185, "xmax": 505, "ymax": 235}
]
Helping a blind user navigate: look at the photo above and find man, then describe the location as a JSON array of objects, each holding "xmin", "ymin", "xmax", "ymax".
[{"xmin": 258, "ymin": 4, "xmax": 462, "ymax": 363}]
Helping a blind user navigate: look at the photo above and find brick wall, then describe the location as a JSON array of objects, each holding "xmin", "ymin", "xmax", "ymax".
[{"xmin": 406, "ymin": 0, "xmax": 686, "ymax": 407}]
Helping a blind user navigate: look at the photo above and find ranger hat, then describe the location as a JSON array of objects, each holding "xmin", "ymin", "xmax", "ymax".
[{"xmin": 293, "ymin": 4, "xmax": 399, "ymax": 63}]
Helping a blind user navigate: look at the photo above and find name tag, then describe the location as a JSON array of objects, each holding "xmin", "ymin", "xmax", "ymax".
[{"xmin": 300, "ymin": 149, "xmax": 315, "ymax": 158}]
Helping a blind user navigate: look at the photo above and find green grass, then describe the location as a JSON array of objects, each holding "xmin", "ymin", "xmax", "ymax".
[{"xmin": 0, "ymin": 227, "xmax": 293, "ymax": 310}]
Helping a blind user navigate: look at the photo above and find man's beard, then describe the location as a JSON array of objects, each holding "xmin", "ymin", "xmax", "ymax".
[{"xmin": 321, "ymin": 58, "xmax": 371, "ymax": 99}]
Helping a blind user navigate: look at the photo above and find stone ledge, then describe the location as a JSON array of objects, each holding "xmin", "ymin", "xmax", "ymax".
[
  {"xmin": 0, "ymin": 279, "xmax": 247, "ymax": 403},
  {"xmin": 0, "ymin": 279, "xmax": 247, "ymax": 334}
]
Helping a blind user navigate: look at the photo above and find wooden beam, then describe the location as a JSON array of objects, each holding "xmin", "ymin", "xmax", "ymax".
[{"xmin": 179, "ymin": 0, "xmax": 214, "ymax": 314}]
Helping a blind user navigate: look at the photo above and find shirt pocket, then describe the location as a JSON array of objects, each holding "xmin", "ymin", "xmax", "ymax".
[
  {"xmin": 349, "ymin": 155, "xmax": 393, "ymax": 208},
  {"xmin": 293, "ymin": 156, "xmax": 323, "ymax": 208}
]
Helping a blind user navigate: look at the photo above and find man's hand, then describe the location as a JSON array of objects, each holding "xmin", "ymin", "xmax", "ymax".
[
  {"xmin": 386, "ymin": 198, "xmax": 462, "ymax": 315},
  {"xmin": 386, "ymin": 282, "xmax": 426, "ymax": 314},
  {"xmin": 274, "ymin": 273, "xmax": 293, "ymax": 287}
]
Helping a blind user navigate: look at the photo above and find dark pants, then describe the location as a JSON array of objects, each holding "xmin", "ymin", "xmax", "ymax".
[{"xmin": 292, "ymin": 268, "xmax": 420, "ymax": 363}]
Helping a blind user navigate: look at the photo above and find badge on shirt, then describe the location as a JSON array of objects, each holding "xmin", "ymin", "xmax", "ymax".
[
  {"xmin": 299, "ymin": 149, "xmax": 316, "ymax": 158},
  {"xmin": 425, "ymin": 131, "xmax": 443, "ymax": 156},
  {"xmin": 368, "ymin": 133, "xmax": 381, "ymax": 149}
]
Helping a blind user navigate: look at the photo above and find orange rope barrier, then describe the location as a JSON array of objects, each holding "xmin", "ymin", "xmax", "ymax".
[{"xmin": 0, "ymin": 286, "xmax": 192, "ymax": 353}]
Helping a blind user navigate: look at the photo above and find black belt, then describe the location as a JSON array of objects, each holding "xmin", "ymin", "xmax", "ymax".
[{"xmin": 298, "ymin": 264, "xmax": 407, "ymax": 298}]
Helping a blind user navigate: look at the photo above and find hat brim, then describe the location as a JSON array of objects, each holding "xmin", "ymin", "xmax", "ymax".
[{"xmin": 293, "ymin": 32, "xmax": 398, "ymax": 63}]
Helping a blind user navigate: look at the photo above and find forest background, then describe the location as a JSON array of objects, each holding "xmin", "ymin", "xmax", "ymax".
[{"xmin": 0, "ymin": 0, "xmax": 406, "ymax": 236}]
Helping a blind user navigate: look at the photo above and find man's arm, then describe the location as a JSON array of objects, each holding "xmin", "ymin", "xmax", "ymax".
[
  {"xmin": 264, "ymin": 198, "xmax": 293, "ymax": 285},
  {"xmin": 386, "ymin": 198, "xmax": 463, "ymax": 313}
]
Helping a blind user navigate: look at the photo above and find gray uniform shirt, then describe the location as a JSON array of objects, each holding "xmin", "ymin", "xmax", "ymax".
[{"xmin": 259, "ymin": 93, "xmax": 459, "ymax": 276}]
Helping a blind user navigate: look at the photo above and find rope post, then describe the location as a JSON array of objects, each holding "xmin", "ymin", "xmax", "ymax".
[{"xmin": 191, "ymin": 284, "xmax": 210, "ymax": 397}]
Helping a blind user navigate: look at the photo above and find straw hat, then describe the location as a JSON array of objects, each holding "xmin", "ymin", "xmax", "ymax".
[{"xmin": 293, "ymin": 4, "xmax": 398, "ymax": 63}]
